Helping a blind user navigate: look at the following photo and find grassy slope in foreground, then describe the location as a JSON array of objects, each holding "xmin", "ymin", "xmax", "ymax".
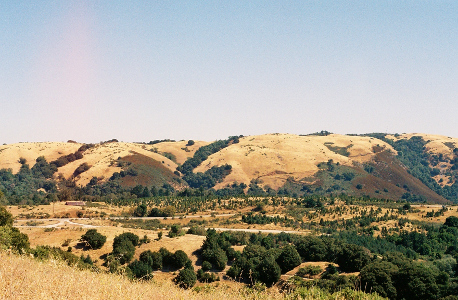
[{"xmin": 0, "ymin": 252, "xmax": 385, "ymax": 300}]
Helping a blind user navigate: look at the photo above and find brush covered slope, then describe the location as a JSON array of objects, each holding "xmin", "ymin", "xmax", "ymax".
[{"xmin": 0, "ymin": 132, "xmax": 457, "ymax": 204}]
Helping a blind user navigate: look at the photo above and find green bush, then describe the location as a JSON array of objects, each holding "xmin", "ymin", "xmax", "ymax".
[
  {"xmin": 276, "ymin": 244, "xmax": 302, "ymax": 274},
  {"xmin": 113, "ymin": 232, "xmax": 140, "ymax": 247},
  {"xmin": 133, "ymin": 204, "xmax": 147, "ymax": 217},
  {"xmin": 112, "ymin": 236, "xmax": 136, "ymax": 265},
  {"xmin": 202, "ymin": 260, "xmax": 212, "ymax": 271},
  {"xmin": 173, "ymin": 250, "xmax": 190, "ymax": 269},
  {"xmin": 174, "ymin": 268, "xmax": 197, "ymax": 289},
  {"xmin": 257, "ymin": 255, "xmax": 281, "ymax": 286},
  {"xmin": 296, "ymin": 265, "xmax": 322, "ymax": 277},
  {"xmin": 128, "ymin": 259, "xmax": 153, "ymax": 280},
  {"xmin": 0, "ymin": 206, "xmax": 13, "ymax": 227},
  {"xmin": 81, "ymin": 229, "xmax": 106, "ymax": 250},
  {"xmin": 168, "ymin": 224, "xmax": 184, "ymax": 238},
  {"xmin": 139, "ymin": 250, "xmax": 163, "ymax": 270}
]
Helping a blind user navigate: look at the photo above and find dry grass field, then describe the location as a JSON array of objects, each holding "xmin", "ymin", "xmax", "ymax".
[{"xmin": 0, "ymin": 251, "xmax": 386, "ymax": 300}]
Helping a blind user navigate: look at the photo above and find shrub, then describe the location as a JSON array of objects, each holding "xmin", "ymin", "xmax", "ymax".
[
  {"xmin": 159, "ymin": 247, "xmax": 174, "ymax": 267},
  {"xmin": 113, "ymin": 232, "xmax": 140, "ymax": 247},
  {"xmin": 197, "ymin": 269, "xmax": 219, "ymax": 283},
  {"xmin": 257, "ymin": 255, "xmax": 281, "ymax": 286},
  {"xmin": 296, "ymin": 265, "xmax": 322, "ymax": 277},
  {"xmin": 203, "ymin": 247, "xmax": 228, "ymax": 270},
  {"xmin": 174, "ymin": 268, "xmax": 197, "ymax": 289},
  {"xmin": 128, "ymin": 260, "xmax": 153, "ymax": 280},
  {"xmin": 0, "ymin": 206, "xmax": 13, "ymax": 227},
  {"xmin": 173, "ymin": 250, "xmax": 190, "ymax": 269},
  {"xmin": 360, "ymin": 261, "xmax": 398, "ymax": 299},
  {"xmin": 139, "ymin": 250, "xmax": 163, "ymax": 270},
  {"xmin": 133, "ymin": 204, "xmax": 147, "ymax": 217},
  {"xmin": 444, "ymin": 216, "xmax": 458, "ymax": 228},
  {"xmin": 337, "ymin": 244, "xmax": 370, "ymax": 272},
  {"xmin": 112, "ymin": 234, "xmax": 138, "ymax": 265},
  {"xmin": 168, "ymin": 224, "xmax": 184, "ymax": 238},
  {"xmin": 81, "ymin": 229, "xmax": 106, "ymax": 250},
  {"xmin": 276, "ymin": 244, "xmax": 302, "ymax": 274},
  {"xmin": 202, "ymin": 260, "xmax": 212, "ymax": 271}
]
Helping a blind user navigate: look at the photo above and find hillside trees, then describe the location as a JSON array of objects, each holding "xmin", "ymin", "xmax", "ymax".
[{"xmin": 177, "ymin": 136, "xmax": 240, "ymax": 189}]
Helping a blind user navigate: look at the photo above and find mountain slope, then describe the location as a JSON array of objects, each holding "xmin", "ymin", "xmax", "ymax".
[{"xmin": 0, "ymin": 133, "xmax": 457, "ymax": 204}]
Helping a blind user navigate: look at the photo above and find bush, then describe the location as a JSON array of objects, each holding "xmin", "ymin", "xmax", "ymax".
[
  {"xmin": 202, "ymin": 260, "xmax": 212, "ymax": 271},
  {"xmin": 128, "ymin": 260, "xmax": 153, "ymax": 280},
  {"xmin": 202, "ymin": 247, "xmax": 228, "ymax": 270},
  {"xmin": 297, "ymin": 265, "xmax": 322, "ymax": 277},
  {"xmin": 168, "ymin": 224, "xmax": 184, "ymax": 238},
  {"xmin": 197, "ymin": 269, "xmax": 219, "ymax": 283},
  {"xmin": 173, "ymin": 250, "xmax": 190, "ymax": 269},
  {"xmin": 337, "ymin": 244, "xmax": 370, "ymax": 272},
  {"xmin": 81, "ymin": 229, "xmax": 106, "ymax": 250},
  {"xmin": 112, "ymin": 233, "xmax": 139, "ymax": 264},
  {"xmin": 134, "ymin": 204, "xmax": 147, "ymax": 217},
  {"xmin": 0, "ymin": 206, "xmax": 13, "ymax": 227},
  {"xmin": 159, "ymin": 247, "xmax": 174, "ymax": 267},
  {"xmin": 139, "ymin": 250, "xmax": 163, "ymax": 270},
  {"xmin": 257, "ymin": 255, "xmax": 281, "ymax": 286},
  {"xmin": 113, "ymin": 232, "xmax": 140, "ymax": 247},
  {"xmin": 174, "ymin": 268, "xmax": 197, "ymax": 289},
  {"xmin": 276, "ymin": 244, "xmax": 302, "ymax": 274},
  {"xmin": 360, "ymin": 261, "xmax": 398, "ymax": 299},
  {"xmin": 444, "ymin": 216, "xmax": 458, "ymax": 228}
]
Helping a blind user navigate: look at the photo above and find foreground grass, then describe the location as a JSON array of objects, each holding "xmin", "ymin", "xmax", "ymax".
[{"xmin": 0, "ymin": 251, "xmax": 384, "ymax": 300}]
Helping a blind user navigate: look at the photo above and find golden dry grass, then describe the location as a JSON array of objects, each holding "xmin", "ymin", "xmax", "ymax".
[
  {"xmin": 57, "ymin": 142, "xmax": 177, "ymax": 186},
  {"xmin": 153, "ymin": 140, "xmax": 210, "ymax": 165},
  {"xmin": 0, "ymin": 251, "xmax": 386, "ymax": 300},
  {"xmin": 0, "ymin": 142, "xmax": 178, "ymax": 187},
  {"xmin": 2, "ymin": 133, "xmax": 457, "ymax": 191},
  {"xmin": 387, "ymin": 133, "xmax": 458, "ymax": 158},
  {"xmin": 194, "ymin": 134, "xmax": 395, "ymax": 189},
  {"xmin": 0, "ymin": 251, "xmax": 283, "ymax": 300},
  {"xmin": 0, "ymin": 142, "xmax": 82, "ymax": 173}
]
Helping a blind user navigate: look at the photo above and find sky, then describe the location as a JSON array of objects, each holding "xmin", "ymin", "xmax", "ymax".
[{"xmin": 1, "ymin": 1, "xmax": 457, "ymax": 144}]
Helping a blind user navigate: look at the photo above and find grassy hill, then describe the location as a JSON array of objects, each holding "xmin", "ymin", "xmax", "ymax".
[{"xmin": 0, "ymin": 132, "xmax": 457, "ymax": 204}]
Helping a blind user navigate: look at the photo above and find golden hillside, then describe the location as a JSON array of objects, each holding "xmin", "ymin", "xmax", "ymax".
[
  {"xmin": 194, "ymin": 133, "xmax": 395, "ymax": 189},
  {"xmin": 0, "ymin": 133, "xmax": 457, "ymax": 201},
  {"xmin": 0, "ymin": 142, "xmax": 178, "ymax": 187}
]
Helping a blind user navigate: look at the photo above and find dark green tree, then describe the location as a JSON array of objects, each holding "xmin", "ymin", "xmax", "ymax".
[
  {"xmin": 0, "ymin": 206, "xmax": 13, "ymax": 227},
  {"xmin": 173, "ymin": 250, "xmax": 190, "ymax": 269},
  {"xmin": 128, "ymin": 259, "xmax": 153, "ymax": 280},
  {"xmin": 257, "ymin": 255, "xmax": 281, "ymax": 286},
  {"xmin": 133, "ymin": 204, "xmax": 147, "ymax": 217},
  {"xmin": 81, "ymin": 229, "xmax": 106, "ymax": 250},
  {"xmin": 174, "ymin": 268, "xmax": 197, "ymax": 289},
  {"xmin": 360, "ymin": 260, "xmax": 398, "ymax": 299},
  {"xmin": 276, "ymin": 244, "xmax": 302, "ymax": 274}
]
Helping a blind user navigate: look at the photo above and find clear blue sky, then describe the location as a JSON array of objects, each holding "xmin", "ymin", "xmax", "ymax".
[{"xmin": 1, "ymin": 1, "xmax": 457, "ymax": 143}]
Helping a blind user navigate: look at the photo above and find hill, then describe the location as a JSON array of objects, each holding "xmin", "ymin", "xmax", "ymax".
[{"xmin": 0, "ymin": 132, "xmax": 457, "ymax": 204}]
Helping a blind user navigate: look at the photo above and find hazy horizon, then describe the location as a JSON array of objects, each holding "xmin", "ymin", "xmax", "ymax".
[{"xmin": 1, "ymin": 1, "xmax": 457, "ymax": 144}]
